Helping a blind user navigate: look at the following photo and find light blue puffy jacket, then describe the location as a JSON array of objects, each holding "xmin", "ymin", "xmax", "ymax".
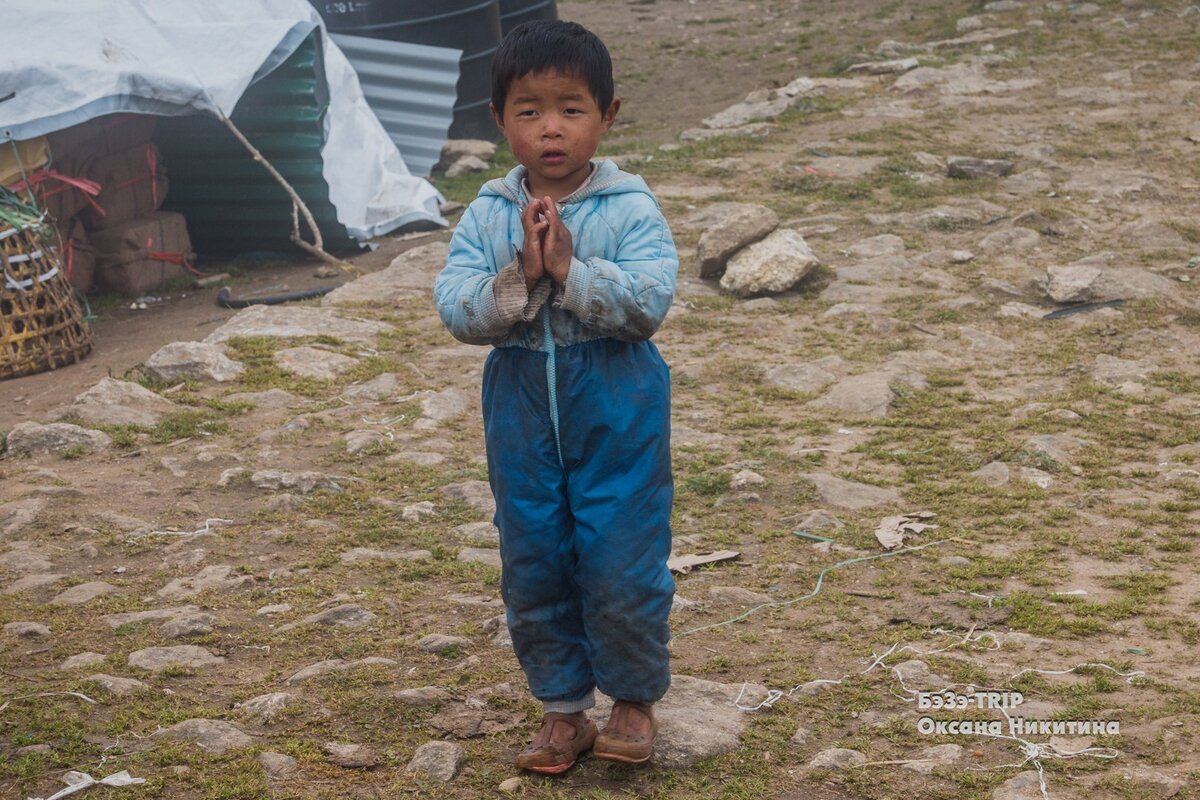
[{"xmin": 434, "ymin": 160, "xmax": 678, "ymax": 350}]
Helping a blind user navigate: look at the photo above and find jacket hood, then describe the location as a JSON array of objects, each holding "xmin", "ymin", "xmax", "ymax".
[{"xmin": 479, "ymin": 159, "xmax": 655, "ymax": 206}]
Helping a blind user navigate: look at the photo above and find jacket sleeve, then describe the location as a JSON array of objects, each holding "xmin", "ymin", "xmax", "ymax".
[
  {"xmin": 553, "ymin": 194, "xmax": 678, "ymax": 342},
  {"xmin": 434, "ymin": 202, "xmax": 529, "ymax": 345}
]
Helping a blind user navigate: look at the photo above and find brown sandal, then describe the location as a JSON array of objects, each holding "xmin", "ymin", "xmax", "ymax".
[
  {"xmin": 594, "ymin": 701, "xmax": 657, "ymax": 764},
  {"xmin": 515, "ymin": 712, "xmax": 598, "ymax": 775}
]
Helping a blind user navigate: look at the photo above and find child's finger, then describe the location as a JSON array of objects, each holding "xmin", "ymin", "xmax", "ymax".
[{"xmin": 542, "ymin": 196, "xmax": 558, "ymax": 227}]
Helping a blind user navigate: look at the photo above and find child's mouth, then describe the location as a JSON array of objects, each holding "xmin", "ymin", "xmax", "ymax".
[{"xmin": 541, "ymin": 150, "xmax": 567, "ymax": 165}]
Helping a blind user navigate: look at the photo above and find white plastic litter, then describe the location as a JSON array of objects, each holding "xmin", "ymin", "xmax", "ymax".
[
  {"xmin": 27, "ymin": 771, "xmax": 145, "ymax": 800},
  {"xmin": 874, "ymin": 510, "xmax": 938, "ymax": 550}
]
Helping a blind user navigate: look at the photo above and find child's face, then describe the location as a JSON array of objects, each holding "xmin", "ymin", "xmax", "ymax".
[{"xmin": 492, "ymin": 69, "xmax": 619, "ymax": 200}]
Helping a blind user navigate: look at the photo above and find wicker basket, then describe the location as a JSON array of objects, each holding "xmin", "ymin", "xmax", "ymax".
[{"xmin": 1, "ymin": 221, "xmax": 93, "ymax": 380}]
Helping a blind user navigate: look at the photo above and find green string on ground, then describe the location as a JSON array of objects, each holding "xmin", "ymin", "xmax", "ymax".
[{"xmin": 674, "ymin": 539, "xmax": 952, "ymax": 639}]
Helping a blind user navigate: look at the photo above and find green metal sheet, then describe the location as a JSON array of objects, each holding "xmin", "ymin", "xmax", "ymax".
[{"xmin": 156, "ymin": 32, "xmax": 357, "ymax": 256}]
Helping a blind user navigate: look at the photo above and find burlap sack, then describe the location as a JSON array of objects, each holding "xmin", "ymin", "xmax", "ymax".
[
  {"xmin": 91, "ymin": 211, "xmax": 194, "ymax": 295},
  {"xmin": 47, "ymin": 114, "xmax": 157, "ymax": 162},
  {"xmin": 80, "ymin": 143, "xmax": 168, "ymax": 231},
  {"xmin": 55, "ymin": 217, "xmax": 97, "ymax": 293},
  {"xmin": 8, "ymin": 154, "xmax": 101, "ymax": 224}
]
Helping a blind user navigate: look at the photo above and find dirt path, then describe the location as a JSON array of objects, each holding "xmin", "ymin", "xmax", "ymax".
[{"xmin": 4, "ymin": 1, "xmax": 1200, "ymax": 799}]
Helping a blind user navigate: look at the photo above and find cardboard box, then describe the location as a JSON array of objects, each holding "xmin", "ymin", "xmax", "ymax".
[{"xmin": 80, "ymin": 143, "xmax": 168, "ymax": 230}]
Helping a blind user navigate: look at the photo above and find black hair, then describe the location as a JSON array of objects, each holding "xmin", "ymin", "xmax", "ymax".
[{"xmin": 490, "ymin": 20, "xmax": 614, "ymax": 116}]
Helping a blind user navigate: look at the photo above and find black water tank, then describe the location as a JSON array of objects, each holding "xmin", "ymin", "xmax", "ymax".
[
  {"xmin": 313, "ymin": 0, "xmax": 503, "ymax": 140},
  {"xmin": 499, "ymin": 0, "xmax": 558, "ymax": 36}
]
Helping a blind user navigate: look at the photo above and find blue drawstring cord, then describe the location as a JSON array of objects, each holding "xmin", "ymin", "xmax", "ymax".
[{"xmin": 542, "ymin": 306, "xmax": 564, "ymax": 469}]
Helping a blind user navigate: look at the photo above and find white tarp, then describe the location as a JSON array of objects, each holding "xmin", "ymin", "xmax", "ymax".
[{"xmin": 0, "ymin": 0, "xmax": 446, "ymax": 239}]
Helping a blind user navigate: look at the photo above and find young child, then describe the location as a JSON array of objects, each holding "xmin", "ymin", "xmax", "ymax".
[{"xmin": 434, "ymin": 20, "xmax": 678, "ymax": 774}]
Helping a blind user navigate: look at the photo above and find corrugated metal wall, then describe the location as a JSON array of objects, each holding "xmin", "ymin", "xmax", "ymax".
[
  {"xmin": 331, "ymin": 34, "xmax": 459, "ymax": 178},
  {"xmin": 156, "ymin": 32, "xmax": 357, "ymax": 256}
]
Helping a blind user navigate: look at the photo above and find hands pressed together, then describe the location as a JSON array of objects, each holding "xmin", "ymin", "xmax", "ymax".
[{"xmin": 520, "ymin": 196, "xmax": 573, "ymax": 293}]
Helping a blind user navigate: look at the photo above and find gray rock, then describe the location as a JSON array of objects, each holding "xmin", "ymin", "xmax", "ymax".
[
  {"xmin": 893, "ymin": 660, "xmax": 934, "ymax": 686},
  {"xmin": 128, "ymin": 645, "xmax": 225, "ymax": 671},
  {"xmin": 160, "ymin": 612, "xmax": 217, "ymax": 638},
  {"xmin": 730, "ymin": 470, "xmax": 765, "ymax": 490},
  {"xmin": 445, "ymin": 155, "xmax": 489, "ymax": 178},
  {"xmin": 343, "ymin": 373, "xmax": 398, "ymax": 402},
  {"xmin": 256, "ymin": 603, "xmax": 292, "ymax": 616},
  {"xmin": 847, "ymin": 234, "xmax": 906, "ymax": 259},
  {"xmin": 52, "ymin": 377, "xmax": 179, "ymax": 427},
  {"xmin": 160, "ymin": 719, "xmax": 253, "ymax": 755},
  {"xmin": 340, "ymin": 547, "xmax": 431, "ymax": 564},
  {"xmin": 251, "ymin": 470, "xmax": 342, "ymax": 494},
  {"xmin": 679, "ymin": 123, "xmax": 774, "ymax": 143},
  {"xmin": 809, "ymin": 372, "xmax": 897, "ymax": 418},
  {"xmin": 696, "ymin": 203, "xmax": 779, "ymax": 278},
  {"xmin": 223, "ymin": 388, "xmax": 298, "ymax": 410},
  {"xmin": 846, "ymin": 57, "xmax": 920, "ymax": 75},
  {"xmin": 450, "ymin": 521, "xmax": 500, "ymax": 544},
  {"xmin": 439, "ymin": 139, "xmax": 497, "ymax": 167},
  {"xmin": 972, "ymin": 462, "xmax": 1011, "ymax": 487},
  {"xmin": 703, "ymin": 93, "xmax": 796, "ymax": 129},
  {"xmin": 499, "ymin": 777, "xmax": 522, "ymax": 793},
  {"xmin": 387, "ymin": 451, "xmax": 447, "ymax": 467},
  {"xmin": 4, "ymin": 621, "xmax": 51, "ymax": 637},
  {"xmin": 993, "ymin": 771, "xmax": 1043, "ymax": 800},
  {"xmin": 457, "ymin": 548, "xmax": 502, "ymax": 569},
  {"xmin": 1092, "ymin": 354, "xmax": 1155, "ymax": 384},
  {"xmin": 742, "ymin": 297, "xmax": 780, "ymax": 311},
  {"xmin": 395, "ymin": 686, "xmax": 452, "ymax": 706},
  {"xmin": 765, "ymin": 362, "xmax": 837, "ymax": 393},
  {"xmin": 591, "ymin": 675, "xmax": 767, "ymax": 768},
  {"xmin": 790, "ymin": 726, "xmax": 810, "ymax": 746},
  {"xmin": 298, "ymin": 604, "xmax": 376, "ymax": 628},
  {"xmin": 52, "ymin": 581, "xmax": 117, "ymax": 606},
  {"xmin": 979, "ymin": 227, "xmax": 1040, "ymax": 253},
  {"xmin": 1023, "ymin": 434, "xmax": 1088, "ymax": 470},
  {"xmin": 417, "ymin": 634, "xmax": 471, "ymax": 653},
  {"xmin": 322, "ymin": 742, "xmax": 379, "ymax": 769},
  {"xmin": 418, "ymin": 388, "xmax": 469, "ymax": 427},
  {"xmin": 0, "ymin": 547, "xmax": 53, "ymax": 574},
  {"xmin": 440, "ymin": 481, "xmax": 495, "ymax": 514},
  {"xmin": 904, "ymin": 743, "xmax": 963, "ymax": 774},
  {"xmin": 808, "ymin": 747, "xmax": 867, "ymax": 770},
  {"xmin": 3, "ymin": 573, "xmax": 67, "ymax": 594},
  {"xmin": 324, "ymin": 242, "xmax": 449, "ymax": 306},
  {"xmin": 86, "ymin": 673, "xmax": 149, "ymax": 695},
  {"xmin": 102, "ymin": 606, "xmax": 200, "ymax": 628},
  {"xmin": 803, "ymin": 474, "xmax": 901, "ymax": 510},
  {"xmin": 5, "ymin": 422, "xmax": 111, "ymax": 456},
  {"xmin": 708, "ymin": 586, "xmax": 773, "ymax": 606},
  {"xmin": 1071, "ymin": 2, "xmax": 1101, "ymax": 14},
  {"xmin": 158, "ymin": 565, "xmax": 253, "ymax": 600},
  {"xmin": 721, "ymin": 229, "xmax": 820, "ymax": 297},
  {"xmin": 60, "ymin": 652, "xmax": 108, "ymax": 670},
  {"xmin": 204, "ymin": 304, "xmax": 390, "ymax": 345},
  {"xmin": 273, "ymin": 346, "xmax": 358, "ymax": 380},
  {"xmin": 281, "ymin": 656, "xmax": 396, "ymax": 684},
  {"xmin": 947, "ymin": 156, "xmax": 1015, "ymax": 179},
  {"xmin": 1045, "ymin": 257, "xmax": 1178, "ymax": 304},
  {"xmin": 402, "ymin": 501, "xmax": 436, "ymax": 522},
  {"xmin": 406, "ymin": 741, "xmax": 465, "ymax": 782},
  {"xmin": 144, "ymin": 342, "xmax": 244, "ymax": 383},
  {"xmin": 344, "ymin": 430, "xmax": 385, "ymax": 454},
  {"xmin": 788, "ymin": 509, "xmax": 844, "ymax": 531},
  {"xmin": 0, "ymin": 498, "xmax": 47, "ymax": 537},
  {"xmin": 1019, "ymin": 467, "xmax": 1054, "ymax": 489},
  {"xmin": 259, "ymin": 751, "xmax": 299, "ymax": 779}
]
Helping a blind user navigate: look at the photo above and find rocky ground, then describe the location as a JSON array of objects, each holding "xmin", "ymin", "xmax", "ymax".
[{"xmin": 4, "ymin": 1, "xmax": 1200, "ymax": 799}]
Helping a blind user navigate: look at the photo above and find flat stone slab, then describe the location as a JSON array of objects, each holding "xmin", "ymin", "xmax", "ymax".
[
  {"xmin": 52, "ymin": 581, "xmax": 117, "ymax": 606},
  {"xmin": 592, "ymin": 675, "xmax": 769, "ymax": 768},
  {"xmin": 52, "ymin": 378, "xmax": 180, "ymax": 427},
  {"xmin": 323, "ymin": 242, "xmax": 449, "ymax": 305},
  {"xmin": 128, "ymin": 645, "xmax": 225, "ymax": 671},
  {"xmin": 273, "ymin": 346, "xmax": 359, "ymax": 380},
  {"xmin": 159, "ymin": 719, "xmax": 253, "ymax": 755},
  {"xmin": 86, "ymin": 674, "xmax": 149, "ymax": 695},
  {"xmin": 158, "ymin": 565, "xmax": 253, "ymax": 601},
  {"xmin": 803, "ymin": 474, "xmax": 901, "ymax": 510},
  {"xmin": 203, "ymin": 304, "xmax": 391, "ymax": 345},
  {"xmin": 5, "ymin": 422, "xmax": 111, "ymax": 456},
  {"xmin": 144, "ymin": 341, "xmax": 244, "ymax": 383}
]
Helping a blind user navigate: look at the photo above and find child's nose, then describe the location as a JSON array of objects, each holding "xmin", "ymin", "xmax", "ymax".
[{"xmin": 541, "ymin": 114, "xmax": 564, "ymax": 137}]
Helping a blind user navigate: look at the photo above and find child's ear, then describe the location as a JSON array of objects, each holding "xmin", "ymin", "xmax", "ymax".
[
  {"xmin": 600, "ymin": 98, "xmax": 621, "ymax": 133},
  {"xmin": 490, "ymin": 102, "xmax": 505, "ymax": 134}
]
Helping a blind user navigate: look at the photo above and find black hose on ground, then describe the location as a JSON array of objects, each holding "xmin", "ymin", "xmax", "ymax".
[{"xmin": 216, "ymin": 285, "xmax": 335, "ymax": 309}]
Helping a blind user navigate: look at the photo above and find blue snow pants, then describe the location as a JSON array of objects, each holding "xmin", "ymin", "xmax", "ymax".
[{"xmin": 482, "ymin": 336, "xmax": 674, "ymax": 713}]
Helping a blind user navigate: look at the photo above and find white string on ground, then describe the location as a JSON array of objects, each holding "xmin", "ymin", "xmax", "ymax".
[
  {"xmin": 732, "ymin": 629, "xmax": 1144, "ymax": 800},
  {"xmin": 0, "ymin": 691, "xmax": 98, "ymax": 715}
]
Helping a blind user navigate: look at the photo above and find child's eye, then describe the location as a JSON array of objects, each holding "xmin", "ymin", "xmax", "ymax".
[
  {"xmin": 517, "ymin": 110, "xmax": 537, "ymax": 118},
  {"xmin": 564, "ymin": 108, "xmax": 584, "ymax": 115}
]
